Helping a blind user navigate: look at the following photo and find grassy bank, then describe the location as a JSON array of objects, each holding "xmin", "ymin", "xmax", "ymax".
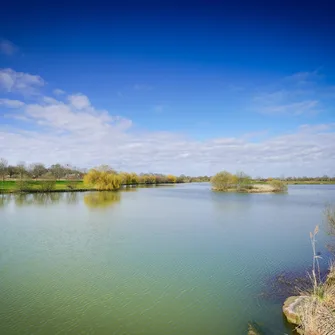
[
  {"xmin": 0, "ymin": 180, "xmax": 178, "ymax": 194},
  {"xmin": 0, "ymin": 180, "xmax": 91, "ymax": 193}
]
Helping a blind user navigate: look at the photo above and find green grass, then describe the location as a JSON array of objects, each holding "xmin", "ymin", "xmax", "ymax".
[{"xmin": 0, "ymin": 180, "xmax": 89, "ymax": 193}]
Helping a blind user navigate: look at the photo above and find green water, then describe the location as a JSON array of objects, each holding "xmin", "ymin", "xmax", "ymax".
[{"xmin": 0, "ymin": 184, "xmax": 334, "ymax": 334}]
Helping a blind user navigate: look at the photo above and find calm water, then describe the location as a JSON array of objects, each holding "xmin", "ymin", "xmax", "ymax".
[{"xmin": 0, "ymin": 184, "xmax": 335, "ymax": 335}]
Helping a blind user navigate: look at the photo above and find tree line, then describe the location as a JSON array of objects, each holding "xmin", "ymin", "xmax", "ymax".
[
  {"xmin": 0, "ymin": 158, "xmax": 84, "ymax": 181},
  {"xmin": 0, "ymin": 158, "xmax": 210, "ymax": 186}
]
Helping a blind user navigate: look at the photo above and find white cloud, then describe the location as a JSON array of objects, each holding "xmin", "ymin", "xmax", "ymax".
[
  {"xmin": 53, "ymin": 88, "xmax": 65, "ymax": 96},
  {"xmin": 0, "ymin": 98, "xmax": 25, "ymax": 108},
  {"xmin": 260, "ymin": 100, "xmax": 320, "ymax": 116},
  {"xmin": 252, "ymin": 70, "xmax": 333, "ymax": 116},
  {"xmin": 0, "ymin": 68, "xmax": 334, "ymax": 176},
  {"xmin": 68, "ymin": 93, "xmax": 91, "ymax": 110},
  {"xmin": 0, "ymin": 39, "xmax": 18, "ymax": 56},
  {"xmin": 0, "ymin": 68, "xmax": 45, "ymax": 95}
]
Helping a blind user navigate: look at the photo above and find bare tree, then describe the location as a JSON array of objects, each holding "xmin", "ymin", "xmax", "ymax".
[
  {"xmin": 50, "ymin": 164, "xmax": 65, "ymax": 180},
  {"xmin": 17, "ymin": 161, "xmax": 27, "ymax": 180},
  {"xmin": 29, "ymin": 163, "xmax": 47, "ymax": 179},
  {"xmin": 0, "ymin": 158, "xmax": 8, "ymax": 184}
]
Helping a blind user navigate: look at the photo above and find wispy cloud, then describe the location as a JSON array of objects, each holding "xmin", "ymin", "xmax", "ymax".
[
  {"xmin": 0, "ymin": 98, "xmax": 25, "ymax": 108},
  {"xmin": 53, "ymin": 88, "xmax": 65, "ymax": 96},
  {"xmin": 0, "ymin": 39, "xmax": 18, "ymax": 56},
  {"xmin": 252, "ymin": 70, "xmax": 329, "ymax": 116},
  {"xmin": 0, "ymin": 68, "xmax": 45, "ymax": 95}
]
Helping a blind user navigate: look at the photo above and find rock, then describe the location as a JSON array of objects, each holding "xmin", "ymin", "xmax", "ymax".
[{"xmin": 282, "ymin": 295, "xmax": 310, "ymax": 325}]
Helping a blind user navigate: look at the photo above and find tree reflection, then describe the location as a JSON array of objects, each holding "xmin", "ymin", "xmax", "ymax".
[
  {"xmin": 14, "ymin": 193, "xmax": 63, "ymax": 206},
  {"xmin": 84, "ymin": 191, "xmax": 121, "ymax": 209},
  {"xmin": 65, "ymin": 192, "xmax": 79, "ymax": 205},
  {"xmin": 0, "ymin": 194, "xmax": 11, "ymax": 208}
]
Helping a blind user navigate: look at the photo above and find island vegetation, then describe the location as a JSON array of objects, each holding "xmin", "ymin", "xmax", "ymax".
[{"xmin": 211, "ymin": 170, "xmax": 288, "ymax": 193}]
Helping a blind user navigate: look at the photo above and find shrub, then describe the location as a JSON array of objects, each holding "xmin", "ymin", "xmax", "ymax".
[
  {"xmin": 16, "ymin": 179, "xmax": 34, "ymax": 192},
  {"xmin": 84, "ymin": 169, "xmax": 122, "ymax": 190},
  {"xmin": 235, "ymin": 171, "xmax": 252, "ymax": 191},
  {"xmin": 39, "ymin": 180, "xmax": 56, "ymax": 192},
  {"xmin": 211, "ymin": 171, "xmax": 234, "ymax": 190},
  {"xmin": 270, "ymin": 179, "xmax": 288, "ymax": 192}
]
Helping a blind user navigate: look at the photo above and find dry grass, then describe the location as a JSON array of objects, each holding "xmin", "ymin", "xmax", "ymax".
[
  {"xmin": 325, "ymin": 205, "xmax": 335, "ymax": 235},
  {"xmin": 287, "ymin": 224, "xmax": 335, "ymax": 335},
  {"xmin": 298, "ymin": 268, "xmax": 335, "ymax": 334}
]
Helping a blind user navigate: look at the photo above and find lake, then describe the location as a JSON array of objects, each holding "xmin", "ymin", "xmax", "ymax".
[{"xmin": 1, "ymin": 184, "xmax": 334, "ymax": 334}]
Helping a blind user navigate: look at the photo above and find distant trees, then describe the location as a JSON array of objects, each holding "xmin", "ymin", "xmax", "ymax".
[
  {"xmin": 16, "ymin": 161, "xmax": 27, "ymax": 180},
  {"xmin": 29, "ymin": 163, "xmax": 47, "ymax": 179},
  {"xmin": 49, "ymin": 164, "xmax": 65, "ymax": 180},
  {"xmin": 0, "ymin": 158, "xmax": 8, "ymax": 183}
]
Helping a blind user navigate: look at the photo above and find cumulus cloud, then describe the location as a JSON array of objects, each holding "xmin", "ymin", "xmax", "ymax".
[
  {"xmin": 0, "ymin": 39, "xmax": 18, "ymax": 55},
  {"xmin": 0, "ymin": 68, "xmax": 45, "ymax": 95},
  {"xmin": 0, "ymin": 68, "xmax": 334, "ymax": 176},
  {"xmin": 68, "ymin": 93, "xmax": 91, "ymax": 110}
]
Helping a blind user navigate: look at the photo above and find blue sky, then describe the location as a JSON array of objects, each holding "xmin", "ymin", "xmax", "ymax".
[{"xmin": 1, "ymin": 0, "xmax": 335, "ymax": 176}]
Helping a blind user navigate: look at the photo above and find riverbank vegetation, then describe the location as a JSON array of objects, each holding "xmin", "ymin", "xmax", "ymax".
[
  {"xmin": 211, "ymin": 171, "xmax": 288, "ymax": 193},
  {"xmin": 1, "ymin": 157, "xmax": 334, "ymax": 195},
  {"xmin": 0, "ymin": 158, "xmax": 211, "ymax": 193},
  {"xmin": 282, "ymin": 210, "xmax": 335, "ymax": 335}
]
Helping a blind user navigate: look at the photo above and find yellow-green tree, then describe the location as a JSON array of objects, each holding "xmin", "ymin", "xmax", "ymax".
[
  {"xmin": 84, "ymin": 169, "xmax": 121, "ymax": 190},
  {"xmin": 167, "ymin": 174, "xmax": 177, "ymax": 183},
  {"xmin": 211, "ymin": 171, "xmax": 234, "ymax": 190}
]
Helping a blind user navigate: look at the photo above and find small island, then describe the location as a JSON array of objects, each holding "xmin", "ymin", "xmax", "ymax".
[{"xmin": 211, "ymin": 171, "xmax": 288, "ymax": 193}]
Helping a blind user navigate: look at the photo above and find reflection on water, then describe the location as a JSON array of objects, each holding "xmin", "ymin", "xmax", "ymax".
[
  {"xmin": 84, "ymin": 191, "xmax": 121, "ymax": 209},
  {"xmin": 15, "ymin": 193, "xmax": 62, "ymax": 206},
  {"xmin": 0, "ymin": 191, "xmax": 122, "ymax": 209},
  {"xmin": 122, "ymin": 186, "xmax": 138, "ymax": 192},
  {"xmin": 64, "ymin": 192, "xmax": 79, "ymax": 205},
  {"xmin": 1, "ymin": 185, "xmax": 335, "ymax": 335},
  {"xmin": 0, "ymin": 194, "xmax": 10, "ymax": 207},
  {"xmin": 0, "ymin": 192, "xmax": 80, "ymax": 208}
]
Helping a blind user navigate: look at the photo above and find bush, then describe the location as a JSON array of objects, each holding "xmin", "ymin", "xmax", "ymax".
[
  {"xmin": 16, "ymin": 179, "xmax": 34, "ymax": 192},
  {"xmin": 211, "ymin": 171, "xmax": 234, "ymax": 190},
  {"xmin": 39, "ymin": 180, "xmax": 56, "ymax": 192},
  {"xmin": 270, "ymin": 179, "xmax": 288, "ymax": 192},
  {"xmin": 84, "ymin": 169, "xmax": 122, "ymax": 190}
]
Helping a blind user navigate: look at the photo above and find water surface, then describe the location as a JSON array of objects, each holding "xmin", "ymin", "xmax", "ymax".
[{"xmin": 1, "ymin": 184, "xmax": 334, "ymax": 334}]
